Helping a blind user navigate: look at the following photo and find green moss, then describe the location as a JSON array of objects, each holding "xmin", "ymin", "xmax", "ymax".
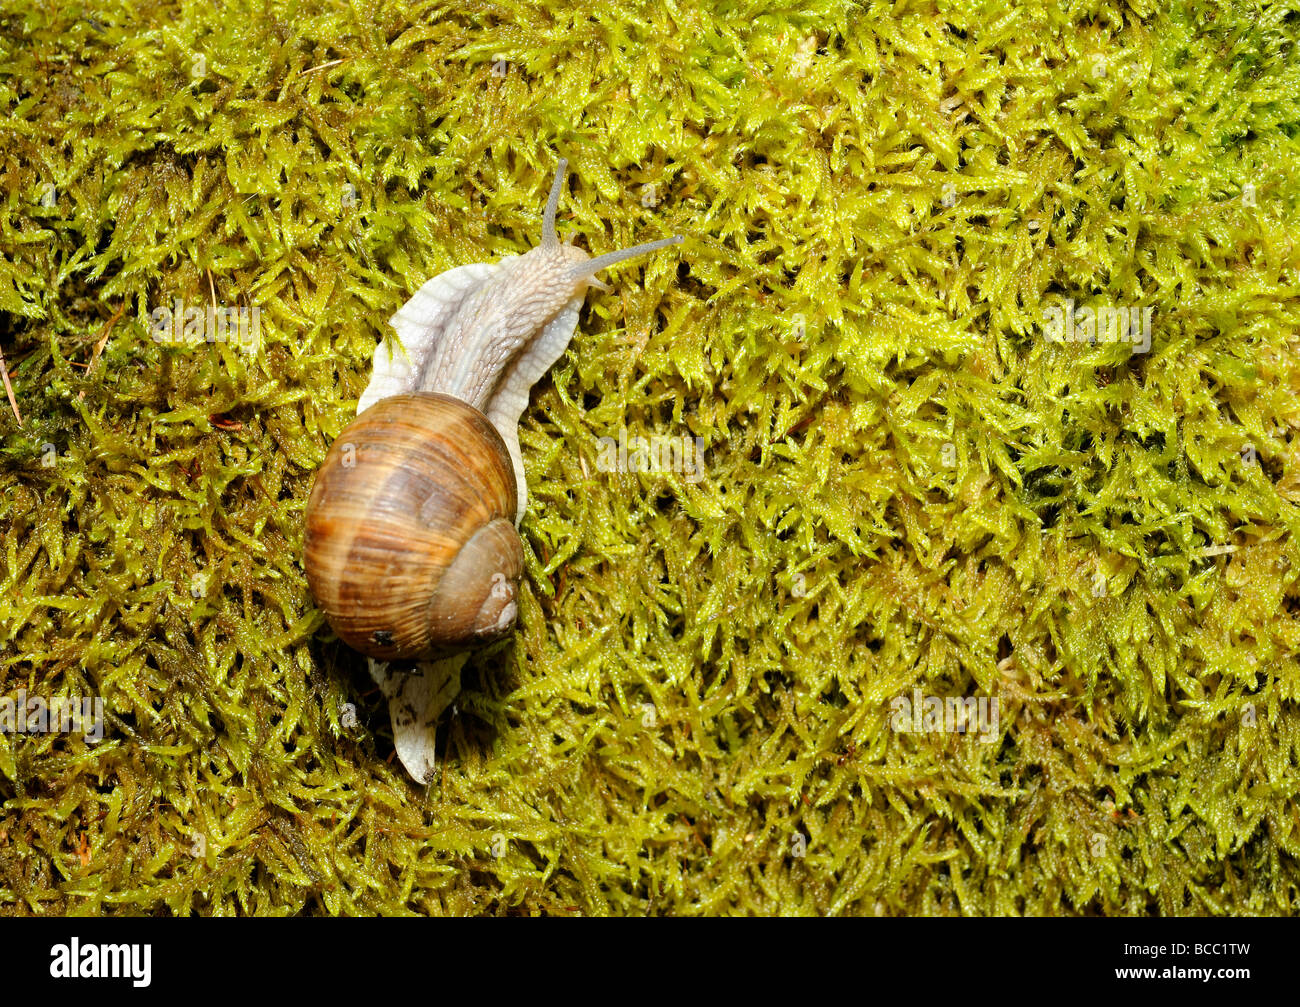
[{"xmin": 2, "ymin": 0, "xmax": 1300, "ymax": 915}]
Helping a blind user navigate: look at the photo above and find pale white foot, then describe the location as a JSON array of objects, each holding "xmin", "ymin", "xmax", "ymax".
[{"xmin": 366, "ymin": 654, "xmax": 467, "ymax": 783}]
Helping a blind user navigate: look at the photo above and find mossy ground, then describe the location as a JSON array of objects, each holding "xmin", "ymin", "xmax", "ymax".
[{"xmin": 2, "ymin": 0, "xmax": 1300, "ymax": 915}]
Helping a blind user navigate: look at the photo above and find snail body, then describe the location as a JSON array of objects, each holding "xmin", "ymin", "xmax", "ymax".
[{"xmin": 304, "ymin": 159, "xmax": 680, "ymax": 665}]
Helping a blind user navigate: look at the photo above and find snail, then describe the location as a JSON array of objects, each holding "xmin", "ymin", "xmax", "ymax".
[{"xmin": 303, "ymin": 158, "xmax": 681, "ymax": 780}]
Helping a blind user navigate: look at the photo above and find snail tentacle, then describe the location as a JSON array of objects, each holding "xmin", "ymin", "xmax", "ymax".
[{"xmin": 541, "ymin": 157, "xmax": 568, "ymax": 248}]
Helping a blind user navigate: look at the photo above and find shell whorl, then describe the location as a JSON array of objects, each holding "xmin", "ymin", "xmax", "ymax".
[{"xmin": 303, "ymin": 392, "xmax": 522, "ymax": 661}]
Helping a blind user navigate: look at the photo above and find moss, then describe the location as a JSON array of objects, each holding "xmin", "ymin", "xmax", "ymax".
[{"xmin": 1, "ymin": 0, "xmax": 1299, "ymax": 915}]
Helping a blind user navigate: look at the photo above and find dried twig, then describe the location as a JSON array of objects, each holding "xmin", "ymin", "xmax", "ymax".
[
  {"xmin": 89, "ymin": 302, "xmax": 127, "ymax": 371},
  {"xmin": 0, "ymin": 343, "xmax": 21, "ymax": 427},
  {"xmin": 302, "ymin": 58, "xmax": 345, "ymax": 74},
  {"xmin": 78, "ymin": 302, "xmax": 129, "ymax": 401}
]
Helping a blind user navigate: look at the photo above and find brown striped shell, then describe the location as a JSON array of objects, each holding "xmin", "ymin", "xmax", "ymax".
[{"xmin": 303, "ymin": 392, "xmax": 523, "ymax": 661}]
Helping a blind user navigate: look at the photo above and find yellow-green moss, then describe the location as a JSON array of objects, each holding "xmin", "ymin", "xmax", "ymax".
[{"xmin": 2, "ymin": 0, "xmax": 1300, "ymax": 915}]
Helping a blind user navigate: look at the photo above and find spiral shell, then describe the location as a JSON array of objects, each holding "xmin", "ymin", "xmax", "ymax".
[{"xmin": 303, "ymin": 392, "xmax": 523, "ymax": 661}]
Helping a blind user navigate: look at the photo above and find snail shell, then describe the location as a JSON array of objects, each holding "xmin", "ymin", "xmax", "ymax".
[{"xmin": 304, "ymin": 392, "xmax": 522, "ymax": 661}]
